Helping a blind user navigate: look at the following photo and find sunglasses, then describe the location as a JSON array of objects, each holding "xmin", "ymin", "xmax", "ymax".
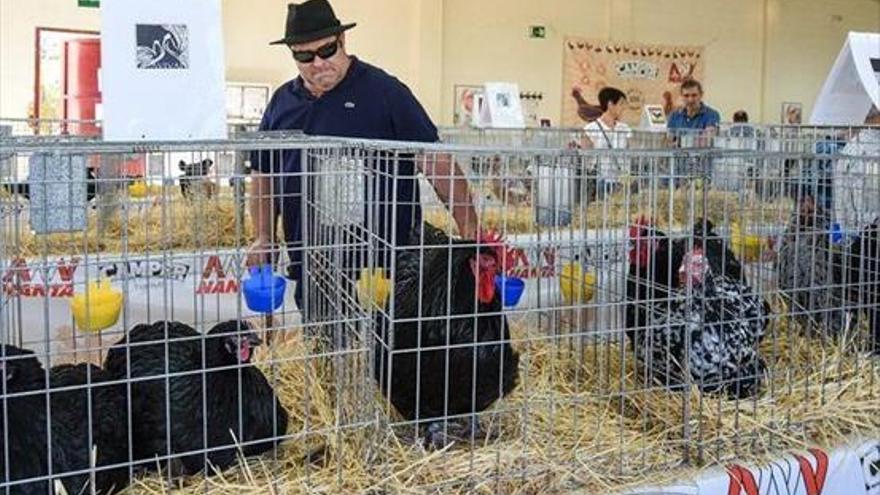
[{"xmin": 290, "ymin": 38, "xmax": 340, "ymax": 63}]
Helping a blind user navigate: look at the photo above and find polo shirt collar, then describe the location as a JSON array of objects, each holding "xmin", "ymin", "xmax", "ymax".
[{"xmin": 683, "ymin": 103, "xmax": 707, "ymax": 118}]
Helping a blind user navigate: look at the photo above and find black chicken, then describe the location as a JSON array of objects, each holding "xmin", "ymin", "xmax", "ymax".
[
  {"xmin": 178, "ymin": 159, "xmax": 215, "ymax": 199},
  {"xmin": 0, "ymin": 345, "xmax": 53, "ymax": 494},
  {"xmin": 625, "ymin": 218, "xmax": 769, "ymax": 398},
  {"xmin": 776, "ymin": 198, "xmax": 852, "ymax": 338},
  {"xmin": 102, "ymin": 320, "xmax": 289, "ymax": 476},
  {"xmin": 48, "ymin": 363, "xmax": 132, "ymax": 494},
  {"xmin": 374, "ymin": 223, "xmax": 520, "ymax": 447},
  {"xmin": 847, "ymin": 219, "xmax": 880, "ymax": 354}
]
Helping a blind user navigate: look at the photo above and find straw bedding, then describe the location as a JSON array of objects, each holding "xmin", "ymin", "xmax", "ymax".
[
  {"xmin": 4, "ymin": 187, "xmax": 875, "ymax": 493},
  {"xmin": 120, "ymin": 299, "xmax": 880, "ymax": 495},
  {"xmin": 2, "ymin": 186, "xmax": 790, "ymax": 258}
]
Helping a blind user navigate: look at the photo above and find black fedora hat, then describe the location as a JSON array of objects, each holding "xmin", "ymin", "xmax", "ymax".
[{"xmin": 270, "ymin": 0, "xmax": 356, "ymax": 46}]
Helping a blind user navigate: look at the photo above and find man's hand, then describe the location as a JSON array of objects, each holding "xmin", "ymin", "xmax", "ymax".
[
  {"xmin": 245, "ymin": 238, "xmax": 277, "ymax": 268},
  {"xmin": 247, "ymin": 172, "xmax": 278, "ymax": 267}
]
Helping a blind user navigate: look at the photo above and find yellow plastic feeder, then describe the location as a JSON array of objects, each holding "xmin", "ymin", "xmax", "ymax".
[
  {"xmin": 70, "ymin": 279, "xmax": 123, "ymax": 333},
  {"xmin": 128, "ymin": 180, "xmax": 148, "ymax": 198},
  {"xmin": 356, "ymin": 268, "xmax": 390, "ymax": 311},
  {"xmin": 559, "ymin": 260, "xmax": 596, "ymax": 304},
  {"xmin": 730, "ymin": 223, "xmax": 765, "ymax": 263}
]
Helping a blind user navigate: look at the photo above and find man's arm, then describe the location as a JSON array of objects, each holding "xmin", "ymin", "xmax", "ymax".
[
  {"xmin": 419, "ymin": 153, "xmax": 479, "ymax": 239},
  {"xmin": 246, "ymin": 171, "xmax": 276, "ymax": 266}
]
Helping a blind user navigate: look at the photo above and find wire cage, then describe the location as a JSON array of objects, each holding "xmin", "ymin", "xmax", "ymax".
[{"xmin": 0, "ymin": 125, "xmax": 879, "ymax": 494}]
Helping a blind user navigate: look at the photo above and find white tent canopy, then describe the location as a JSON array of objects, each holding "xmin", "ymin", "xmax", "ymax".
[{"xmin": 810, "ymin": 32, "xmax": 880, "ymax": 125}]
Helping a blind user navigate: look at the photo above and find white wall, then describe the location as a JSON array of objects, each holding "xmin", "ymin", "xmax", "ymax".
[
  {"xmin": 439, "ymin": 0, "xmax": 880, "ymax": 125},
  {"xmin": 1, "ymin": 0, "xmax": 878, "ymax": 126},
  {"xmin": 0, "ymin": 0, "xmax": 432, "ymax": 120}
]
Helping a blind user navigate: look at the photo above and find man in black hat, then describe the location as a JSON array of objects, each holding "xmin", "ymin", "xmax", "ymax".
[{"xmin": 248, "ymin": 0, "xmax": 480, "ymax": 316}]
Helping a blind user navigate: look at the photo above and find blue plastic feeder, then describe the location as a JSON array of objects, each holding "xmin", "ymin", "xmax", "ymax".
[
  {"xmin": 242, "ymin": 265, "xmax": 286, "ymax": 313},
  {"xmin": 831, "ymin": 223, "xmax": 844, "ymax": 245},
  {"xmin": 495, "ymin": 275, "xmax": 525, "ymax": 307}
]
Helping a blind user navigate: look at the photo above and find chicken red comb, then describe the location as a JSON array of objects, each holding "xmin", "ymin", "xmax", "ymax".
[
  {"xmin": 477, "ymin": 229, "xmax": 506, "ymax": 263},
  {"xmin": 628, "ymin": 215, "xmax": 653, "ymax": 238}
]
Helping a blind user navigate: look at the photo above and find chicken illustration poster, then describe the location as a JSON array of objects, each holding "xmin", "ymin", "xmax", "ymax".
[
  {"xmin": 101, "ymin": 0, "xmax": 227, "ymax": 140},
  {"xmin": 562, "ymin": 38, "xmax": 705, "ymax": 128}
]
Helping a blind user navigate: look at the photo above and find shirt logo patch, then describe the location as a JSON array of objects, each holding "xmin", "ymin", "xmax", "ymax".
[{"xmin": 344, "ymin": 101, "xmax": 356, "ymax": 109}]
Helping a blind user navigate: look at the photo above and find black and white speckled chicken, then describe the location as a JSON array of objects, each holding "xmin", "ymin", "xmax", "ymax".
[
  {"xmin": 626, "ymin": 218, "xmax": 769, "ymax": 398},
  {"xmin": 374, "ymin": 223, "xmax": 520, "ymax": 447},
  {"xmin": 776, "ymin": 197, "xmax": 851, "ymax": 338}
]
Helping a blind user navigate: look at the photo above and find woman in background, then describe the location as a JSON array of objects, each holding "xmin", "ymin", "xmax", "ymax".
[{"xmin": 582, "ymin": 87, "xmax": 633, "ymax": 198}]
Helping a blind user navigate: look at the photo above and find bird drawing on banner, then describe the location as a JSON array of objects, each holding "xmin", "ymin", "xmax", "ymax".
[{"xmin": 571, "ymin": 87, "xmax": 602, "ymax": 123}]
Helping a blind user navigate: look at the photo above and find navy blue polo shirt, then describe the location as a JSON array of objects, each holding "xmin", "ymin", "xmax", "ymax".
[
  {"xmin": 667, "ymin": 103, "xmax": 721, "ymax": 132},
  {"xmin": 251, "ymin": 57, "xmax": 438, "ymax": 284}
]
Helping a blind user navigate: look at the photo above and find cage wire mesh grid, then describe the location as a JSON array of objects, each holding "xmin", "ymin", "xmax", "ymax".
[{"xmin": 0, "ymin": 126, "xmax": 878, "ymax": 494}]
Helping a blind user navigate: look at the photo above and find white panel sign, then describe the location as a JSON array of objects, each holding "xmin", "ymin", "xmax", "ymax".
[
  {"xmin": 478, "ymin": 82, "xmax": 526, "ymax": 129},
  {"xmin": 101, "ymin": 0, "xmax": 228, "ymax": 140},
  {"xmin": 810, "ymin": 32, "xmax": 880, "ymax": 125},
  {"xmin": 2, "ymin": 250, "xmax": 286, "ymax": 361}
]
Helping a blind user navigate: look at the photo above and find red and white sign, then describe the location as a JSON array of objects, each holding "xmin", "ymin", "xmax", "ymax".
[{"xmin": 629, "ymin": 440, "xmax": 880, "ymax": 495}]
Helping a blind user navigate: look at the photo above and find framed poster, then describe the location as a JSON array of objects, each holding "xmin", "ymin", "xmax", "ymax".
[
  {"xmin": 479, "ymin": 82, "xmax": 526, "ymax": 129},
  {"xmin": 782, "ymin": 102, "xmax": 803, "ymax": 124},
  {"xmin": 226, "ymin": 82, "xmax": 271, "ymax": 122},
  {"xmin": 453, "ymin": 84, "xmax": 482, "ymax": 126}
]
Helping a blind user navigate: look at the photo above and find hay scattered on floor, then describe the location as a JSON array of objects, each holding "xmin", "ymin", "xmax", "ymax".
[
  {"xmin": 120, "ymin": 306, "xmax": 880, "ymax": 495},
  {"xmin": 3, "ymin": 190, "xmax": 254, "ymax": 258},
  {"xmin": 3, "ymin": 186, "xmax": 792, "ymax": 258},
  {"xmin": 426, "ymin": 187, "xmax": 794, "ymax": 235}
]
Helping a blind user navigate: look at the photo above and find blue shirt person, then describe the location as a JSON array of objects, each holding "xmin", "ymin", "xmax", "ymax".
[
  {"xmin": 666, "ymin": 79, "xmax": 721, "ymax": 139},
  {"xmin": 665, "ymin": 79, "xmax": 720, "ymax": 185},
  {"xmin": 248, "ymin": 0, "xmax": 479, "ymax": 311}
]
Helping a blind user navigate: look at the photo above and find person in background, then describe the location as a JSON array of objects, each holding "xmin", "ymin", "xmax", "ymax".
[
  {"xmin": 730, "ymin": 109, "xmax": 756, "ymax": 138},
  {"xmin": 833, "ymin": 105, "xmax": 880, "ymax": 234},
  {"xmin": 665, "ymin": 79, "xmax": 720, "ymax": 187},
  {"xmin": 582, "ymin": 87, "xmax": 633, "ymax": 198},
  {"xmin": 666, "ymin": 79, "xmax": 721, "ymax": 139}
]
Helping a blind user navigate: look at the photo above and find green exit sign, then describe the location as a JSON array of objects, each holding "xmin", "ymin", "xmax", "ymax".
[
  {"xmin": 529, "ymin": 25, "xmax": 546, "ymax": 39},
  {"xmin": 78, "ymin": 0, "xmax": 99, "ymax": 7}
]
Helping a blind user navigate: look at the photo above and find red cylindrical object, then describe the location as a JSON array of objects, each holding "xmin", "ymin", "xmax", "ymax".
[{"xmin": 63, "ymin": 38, "xmax": 101, "ymax": 136}]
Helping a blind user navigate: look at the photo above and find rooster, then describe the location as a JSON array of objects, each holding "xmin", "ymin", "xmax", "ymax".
[
  {"xmin": 374, "ymin": 224, "xmax": 520, "ymax": 447},
  {"xmin": 102, "ymin": 320, "xmax": 288, "ymax": 475},
  {"xmin": 776, "ymin": 197, "xmax": 852, "ymax": 338},
  {"xmin": 625, "ymin": 218, "xmax": 769, "ymax": 398}
]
